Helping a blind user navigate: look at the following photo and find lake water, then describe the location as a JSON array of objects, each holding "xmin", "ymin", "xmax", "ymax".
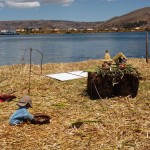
[{"xmin": 0, "ymin": 32, "xmax": 149, "ymax": 66}]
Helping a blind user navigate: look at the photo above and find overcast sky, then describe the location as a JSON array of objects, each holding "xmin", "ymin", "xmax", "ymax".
[{"xmin": 0, "ymin": 0, "xmax": 149, "ymax": 22}]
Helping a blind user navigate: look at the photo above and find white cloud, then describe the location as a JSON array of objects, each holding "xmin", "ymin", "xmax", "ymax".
[
  {"xmin": 40, "ymin": 0, "xmax": 74, "ymax": 6},
  {"xmin": 6, "ymin": 1, "xmax": 40, "ymax": 8},
  {"xmin": 0, "ymin": 0, "xmax": 74, "ymax": 8}
]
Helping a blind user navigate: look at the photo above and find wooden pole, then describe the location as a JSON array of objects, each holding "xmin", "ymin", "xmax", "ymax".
[
  {"xmin": 146, "ymin": 31, "xmax": 149, "ymax": 63},
  {"xmin": 35, "ymin": 49, "xmax": 43, "ymax": 75},
  {"xmin": 28, "ymin": 48, "xmax": 32, "ymax": 95}
]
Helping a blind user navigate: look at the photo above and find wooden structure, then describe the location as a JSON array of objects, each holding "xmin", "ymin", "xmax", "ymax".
[
  {"xmin": 112, "ymin": 52, "xmax": 127, "ymax": 65},
  {"xmin": 87, "ymin": 65, "xmax": 141, "ymax": 99}
]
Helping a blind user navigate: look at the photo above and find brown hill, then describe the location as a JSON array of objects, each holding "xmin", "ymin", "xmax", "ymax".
[
  {"xmin": 0, "ymin": 7, "xmax": 149, "ymax": 30},
  {"xmin": 0, "ymin": 20, "xmax": 103, "ymax": 30},
  {"xmin": 102, "ymin": 7, "xmax": 150, "ymax": 28}
]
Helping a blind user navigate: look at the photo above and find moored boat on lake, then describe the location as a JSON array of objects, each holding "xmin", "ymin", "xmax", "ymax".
[{"xmin": 0, "ymin": 30, "xmax": 19, "ymax": 35}]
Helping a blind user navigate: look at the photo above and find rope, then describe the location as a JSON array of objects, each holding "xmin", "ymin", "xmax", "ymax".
[{"xmin": 93, "ymin": 81, "xmax": 102, "ymax": 99}]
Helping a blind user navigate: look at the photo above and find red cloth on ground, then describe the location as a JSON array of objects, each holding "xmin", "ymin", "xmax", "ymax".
[{"xmin": 0, "ymin": 95, "xmax": 16, "ymax": 102}]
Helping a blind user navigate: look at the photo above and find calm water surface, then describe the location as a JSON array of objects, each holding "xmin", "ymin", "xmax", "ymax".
[{"xmin": 0, "ymin": 32, "xmax": 149, "ymax": 66}]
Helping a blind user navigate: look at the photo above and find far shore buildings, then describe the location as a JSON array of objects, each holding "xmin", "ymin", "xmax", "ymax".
[
  {"xmin": 1, "ymin": 25, "xmax": 149, "ymax": 34},
  {"xmin": 15, "ymin": 27, "xmax": 95, "ymax": 33}
]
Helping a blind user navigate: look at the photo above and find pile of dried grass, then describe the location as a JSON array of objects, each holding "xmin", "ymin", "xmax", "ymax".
[{"xmin": 0, "ymin": 58, "xmax": 150, "ymax": 150}]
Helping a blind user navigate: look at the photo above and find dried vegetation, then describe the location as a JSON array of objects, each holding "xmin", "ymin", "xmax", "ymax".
[{"xmin": 0, "ymin": 58, "xmax": 150, "ymax": 150}]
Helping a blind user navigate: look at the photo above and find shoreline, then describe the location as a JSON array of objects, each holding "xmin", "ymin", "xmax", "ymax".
[
  {"xmin": 0, "ymin": 58, "xmax": 149, "ymax": 77},
  {"xmin": 0, "ymin": 57, "xmax": 149, "ymax": 66}
]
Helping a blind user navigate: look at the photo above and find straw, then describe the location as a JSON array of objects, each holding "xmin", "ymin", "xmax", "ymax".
[{"xmin": 0, "ymin": 58, "xmax": 149, "ymax": 150}]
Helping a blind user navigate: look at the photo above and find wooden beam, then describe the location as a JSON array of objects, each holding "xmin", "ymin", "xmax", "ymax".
[{"xmin": 146, "ymin": 31, "xmax": 149, "ymax": 63}]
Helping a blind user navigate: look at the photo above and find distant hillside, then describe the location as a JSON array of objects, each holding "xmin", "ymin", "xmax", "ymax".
[
  {"xmin": 0, "ymin": 20, "xmax": 103, "ymax": 30},
  {"xmin": 0, "ymin": 7, "xmax": 149, "ymax": 30},
  {"xmin": 101, "ymin": 7, "xmax": 150, "ymax": 28}
]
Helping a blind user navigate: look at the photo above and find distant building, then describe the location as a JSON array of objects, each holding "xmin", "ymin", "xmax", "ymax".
[
  {"xmin": 111, "ymin": 27, "xmax": 118, "ymax": 31},
  {"xmin": 16, "ymin": 29, "xmax": 25, "ymax": 32},
  {"xmin": 53, "ymin": 28, "xmax": 59, "ymax": 31},
  {"xmin": 86, "ymin": 28, "xmax": 94, "ymax": 31},
  {"xmin": 68, "ymin": 28, "xmax": 77, "ymax": 31},
  {"xmin": 134, "ymin": 27, "xmax": 141, "ymax": 30},
  {"xmin": 31, "ymin": 28, "xmax": 40, "ymax": 32}
]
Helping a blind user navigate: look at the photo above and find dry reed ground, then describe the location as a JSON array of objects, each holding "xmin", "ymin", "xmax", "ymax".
[{"xmin": 0, "ymin": 58, "xmax": 150, "ymax": 150}]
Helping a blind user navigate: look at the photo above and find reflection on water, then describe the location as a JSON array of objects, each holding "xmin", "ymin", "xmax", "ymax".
[{"xmin": 0, "ymin": 32, "xmax": 149, "ymax": 66}]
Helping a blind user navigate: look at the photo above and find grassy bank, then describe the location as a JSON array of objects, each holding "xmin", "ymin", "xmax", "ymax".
[{"xmin": 0, "ymin": 58, "xmax": 150, "ymax": 150}]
